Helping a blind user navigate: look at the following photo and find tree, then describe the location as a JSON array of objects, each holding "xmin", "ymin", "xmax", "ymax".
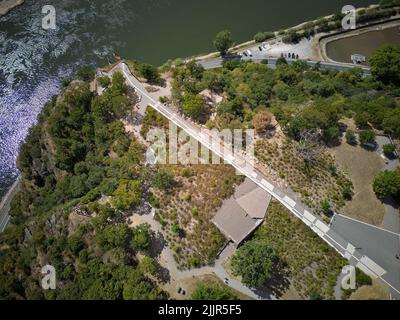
[
  {"xmin": 370, "ymin": 44, "xmax": 400, "ymax": 85},
  {"xmin": 96, "ymin": 224, "xmax": 130, "ymax": 250},
  {"xmin": 123, "ymin": 269, "xmax": 163, "ymax": 300},
  {"xmin": 112, "ymin": 179, "xmax": 142, "ymax": 210},
  {"xmin": 139, "ymin": 256, "xmax": 157, "ymax": 276},
  {"xmin": 181, "ymin": 93, "xmax": 204, "ymax": 120},
  {"xmin": 213, "ymin": 30, "xmax": 233, "ymax": 56},
  {"xmin": 296, "ymin": 130, "xmax": 323, "ymax": 172},
  {"xmin": 373, "ymin": 170, "xmax": 400, "ymax": 198},
  {"xmin": 345, "ymin": 130, "xmax": 357, "ymax": 145},
  {"xmin": 152, "ymin": 169, "xmax": 175, "ymax": 190},
  {"xmin": 254, "ymin": 31, "xmax": 274, "ymax": 43},
  {"xmin": 252, "ymin": 111, "xmax": 272, "ymax": 133},
  {"xmin": 98, "ymin": 76, "xmax": 111, "ymax": 88},
  {"xmin": 359, "ymin": 130, "xmax": 376, "ymax": 146},
  {"xmin": 383, "ymin": 144, "xmax": 396, "ymax": 157},
  {"xmin": 77, "ymin": 65, "xmax": 95, "ymax": 82},
  {"xmin": 192, "ymin": 283, "xmax": 238, "ymax": 300},
  {"xmin": 138, "ymin": 63, "xmax": 160, "ymax": 83},
  {"xmin": 231, "ymin": 240, "xmax": 276, "ymax": 288},
  {"xmin": 130, "ymin": 223, "xmax": 152, "ymax": 252}
]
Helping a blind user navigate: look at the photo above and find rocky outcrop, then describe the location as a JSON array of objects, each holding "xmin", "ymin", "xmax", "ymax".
[{"xmin": 0, "ymin": 0, "xmax": 24, "ymax": 16}]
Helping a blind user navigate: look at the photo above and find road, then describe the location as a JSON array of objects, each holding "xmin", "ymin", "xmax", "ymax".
[
  {"xmin": 330, "ymin": 214, "xmax": 400, "ymax": 298},
  {"xmin": 109, "ymin": 61, "xmax": 400, "ymax": 298},
  {"xmin": 199, "ymin": 52, "xmax": 371, "ymax": 77},
  {"xmin": 0, "ymin": 177, "xmax": 20, "ymax": 232}
]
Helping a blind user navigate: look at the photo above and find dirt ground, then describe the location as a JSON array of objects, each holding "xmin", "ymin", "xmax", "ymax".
[
  {"xmin": 350, "ymin": 280, "xmax": 390, "ymax": 300},
  {"xmin": 331, "ymin": 140, "xmax": 385, "ymax": 226},
  {"xmin": 163, "ymin": 274, "xmax": 252, "ymax": 300}
]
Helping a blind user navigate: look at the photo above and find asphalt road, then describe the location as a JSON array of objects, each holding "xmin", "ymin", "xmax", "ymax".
[
  {"xmin": 0, "ymin": 177, "xmax": 20, "ymax": 232},
  {"xmin": 330, "ymin": 214, "xmax": 400, "ymax": 299},
  {"xmin": 199, "ymin": 48, "xmax": 371, "ymax": 76}
]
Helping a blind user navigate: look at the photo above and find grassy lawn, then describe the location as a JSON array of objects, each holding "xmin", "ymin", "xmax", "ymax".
[
  {"xmin": 253, "ymin": 201, "xmax": 347, "ymax": 300},
  {"xmin": 331, "ymin": 139, "xmax": 385, "ymax": 226}
]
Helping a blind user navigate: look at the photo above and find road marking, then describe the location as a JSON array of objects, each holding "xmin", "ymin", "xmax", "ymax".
[
  {"xmin": 346, "ymin": 243, "xmax": 356, "ymax": 255},
  {"xmin": 283, "ymin": 196, "xmax": 296, "ymax": 208},
  {"xmin": 315, "ymin": 220, "xmax": 330, "ymax": 234},
  {"xmin": 356, "ymin": 261, "xmax": 375, "ymax": 278},
  {"xmin": 261, "ymin": 179, "xmax": 274, "ymax": 191},
  {"xmin": 303, "ymin": 210, "xmax": 316, "ymax": 224},
  {"xmin": 360, "ymin": 256, "xmax": 387, "ymax": 277},
  {"xmin": 311, "ymin": 225, "xmax": 325, "ymax": 238}
]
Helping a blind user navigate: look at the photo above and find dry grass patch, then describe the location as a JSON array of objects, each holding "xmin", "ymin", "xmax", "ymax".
[
  {"xmin": 349, "ymin": 280, "xmax": 390, "ymax": 300},
  {"xmin": 331, "ymin": 139, "xmax": 385, "ymax": 226},
  {"xmin": 256, "ymin": 139, "xmax": 353, "ymax": 215},
  {"xmin": 153, "ymin": 164, "xmax": 243, "ymax": 270}
]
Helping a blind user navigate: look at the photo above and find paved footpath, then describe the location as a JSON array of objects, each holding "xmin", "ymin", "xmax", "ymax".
[{"xmin": 108, "ymin": 62, "xmax": 400, "ymax": 298}]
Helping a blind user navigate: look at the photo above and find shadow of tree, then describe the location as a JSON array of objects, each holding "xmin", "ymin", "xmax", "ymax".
[{"xmin": 256, "ymin": 258, "xmax": 291, "ymax": 299}]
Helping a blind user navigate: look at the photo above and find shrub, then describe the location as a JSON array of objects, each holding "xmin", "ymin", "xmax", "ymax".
[
  {"xmin": 345, "ymin": 130, "xmax": 357, "ymax": 145},
  {"xmin": 359, "ymin": 130, "xmax": 376, "ymax": 146},
  {"xmin": 383, "ymin": 144, "xmax": 396, "ymax": 157},
  {"xmin": 254, "ymin": 31, "xmax": 274, "ymax": 42}
]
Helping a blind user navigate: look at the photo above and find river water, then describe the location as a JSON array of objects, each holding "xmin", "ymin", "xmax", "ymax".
[{"xmin": 0, "ymin": 0, "xmax": 376, "ymax": 197}]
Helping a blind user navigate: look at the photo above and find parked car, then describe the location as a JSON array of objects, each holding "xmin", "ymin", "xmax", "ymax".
[{"xmin": 246, "ymin": 49, "xmax": 252, "ymax": 57}]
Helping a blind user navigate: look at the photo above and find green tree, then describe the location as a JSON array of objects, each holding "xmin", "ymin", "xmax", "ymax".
[
  {"xmin": 383, "ymin": 144, "xmax": 396, "ymax": 157},
  {"xmin": 213, "ymin": 30, "xmax": 233, "ymax": 56},
  {"xmin": 231, "ymin": 240, "xmax": 276, "ymax": 288},
  {"xmin": 138, "ymin": 63, "xmax": 160, "ymax": 83},
  {"xmin": 373, "ymin": 170, "xmax": 400, "ymax": 198},
  {"xmin": 98, "ymin": 76, "xmax": 111, "ymax": 88},
  {"xmin": 123, "ymin": 269, "xmax": 163, "ymax": 300},
  {"xmin": 139, "ymin": 256, "xmax": 157, "ymax": 276},
  {"xmin": 112, "ymin": 179, "xmax": 142, "ymax": 210},
  {"xmin": 370, "ymin": 44, "xmax": 400, "ymax": 85},
  {"xmin": 152, "ymin": 169, "xmax": 175, "ymax": 190},
  {"xmin": 192, "ymin": 283, "xmax": 238, "ymax": 300},
  {"xmin": 181, "ymin": 93, "xmax": 205, "ymax": 120},
  {"xmin": 130, "ymin": 223, "xmax": 152, "ymax": 252},
  {"xmin": 254, "ymin": 31, "xmax": 274, "ymax": 43},
  {"xmin": 345, "ymin": 130, "xmax": 357, "ymax": 145},
  {"xmin": 359, "ymin": 130, "xmax": 376, "ymax": 146},
  {"xmin": 77, "ymin": 65, "xmax": 95, "ymax": 82}
]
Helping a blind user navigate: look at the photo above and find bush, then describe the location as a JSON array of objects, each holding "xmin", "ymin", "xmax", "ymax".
[
  {"xmin": 383, "ymin": 144, "xmax": 396, "ymax": 157},
  {"xmin": 373, "ymin": 170, "xmax": 400, "ymax": 198},
  {"xmin": 138, "ymin": 63, "xmax": 160, "ymax": 83},
  {"xmin": 98, "ymin": 76, "xmax": 111, "ymax": 88},
  {"xmin": 77, "ymin": 66, "xmax": 95, "ymax": 82},
  {"xmin": 231, "ymin": 240, "xmax": 276, "ymax": 288},
  {"xmin": 345, "ymin": 130, "xmax": 357, "ymax": 145},
  {"xmin": 359, "ymin": 130, "xmax": 376, "ymax": 146},
  {"xmin": 152, "ymin": 170, "xmax": 175, "ymax": 190},
  {"xmin": 254, "ymin": 31, "xmax": 274, "ymax": 43}
]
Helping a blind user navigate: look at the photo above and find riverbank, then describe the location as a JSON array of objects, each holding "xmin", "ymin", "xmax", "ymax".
[{"xmin": 0, "ymin": 0, "xmax": 24, "ymax": 16}]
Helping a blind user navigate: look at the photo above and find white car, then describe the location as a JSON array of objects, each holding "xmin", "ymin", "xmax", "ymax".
[{"xmin": 246, "ymin": 49, "xmax": 252, "ymax": 57}]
